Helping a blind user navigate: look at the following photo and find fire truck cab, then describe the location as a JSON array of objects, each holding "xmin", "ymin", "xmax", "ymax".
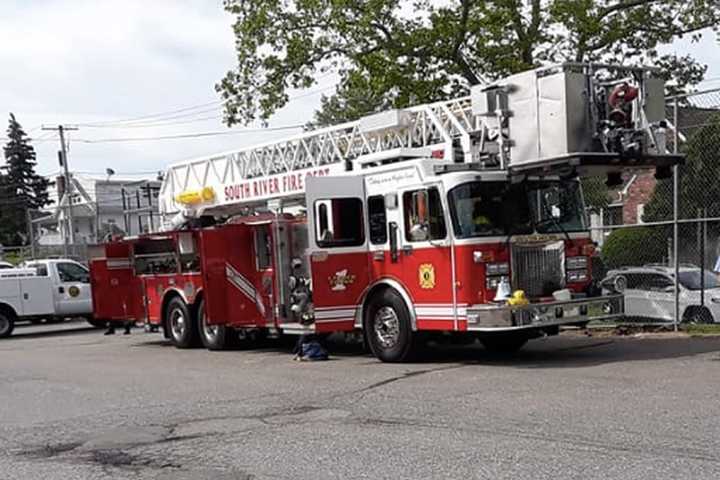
[{"xmin": 91, "ymin": 63, "xmax": 681, "ymax": 361}]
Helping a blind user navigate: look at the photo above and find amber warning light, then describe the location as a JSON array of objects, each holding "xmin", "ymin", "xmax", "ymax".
[{"xmin": 175, "ymin": 187, "xmax": 216, "ymax": 206}]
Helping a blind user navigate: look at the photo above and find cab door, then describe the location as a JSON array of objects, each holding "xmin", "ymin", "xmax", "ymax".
[
  {"xmin": 396, "ymin": 185, "xmax": 456, "ymax": 330},
  {"xmin": 52, "ymin": 261, "xmax": 93, "ymax": 316},
  {"xmin": 306, "ymin": 175, "xmax": 369, "ymax": 332}
]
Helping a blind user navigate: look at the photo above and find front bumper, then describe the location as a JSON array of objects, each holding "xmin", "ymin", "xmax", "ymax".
[{"xmin": 465, "ymin": 294, "xmax": 624, "ymax": 332}]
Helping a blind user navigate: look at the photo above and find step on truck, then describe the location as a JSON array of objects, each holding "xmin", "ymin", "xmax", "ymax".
[
  {"xmin": 89, "ymin": 63, "xmax": 681, "ymax": 361},
  {"xmin": 0, "ymin": 259, "xmax": 96, "ymax": 338}
]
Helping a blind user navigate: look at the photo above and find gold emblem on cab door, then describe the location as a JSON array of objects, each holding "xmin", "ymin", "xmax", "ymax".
[{"xmin": 418, "ymin": 264, "xmax": 436, "ymax": 289}]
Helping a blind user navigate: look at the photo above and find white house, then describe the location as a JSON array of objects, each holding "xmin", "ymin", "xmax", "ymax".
[{"xmin": 36, "ymin": 172, "xmax": 161, "ymax": 246}]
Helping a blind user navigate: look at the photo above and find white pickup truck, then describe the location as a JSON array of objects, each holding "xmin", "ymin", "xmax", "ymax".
[{"xmin": 0, "ymin": 259, "xmax": 99, "ymax": 338}]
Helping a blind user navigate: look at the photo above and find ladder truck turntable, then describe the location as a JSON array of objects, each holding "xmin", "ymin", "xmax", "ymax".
[{"xmin": 90, "ymin": 63, "xmax": 681, "ymax": 361}]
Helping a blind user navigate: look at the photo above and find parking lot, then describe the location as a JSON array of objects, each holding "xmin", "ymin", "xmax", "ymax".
[{"xmin": 2, "ymin": 324, "xmax": 720, "ymax": 480}]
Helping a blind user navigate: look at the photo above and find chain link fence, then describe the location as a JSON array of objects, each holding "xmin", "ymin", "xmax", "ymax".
[
  {"xmin": 586, "ymin": 87, "xmax": 720, "ymax": 327},
  {"xmin": 1, "ymin": 244, "xmax": 89, "ymax": 266}
]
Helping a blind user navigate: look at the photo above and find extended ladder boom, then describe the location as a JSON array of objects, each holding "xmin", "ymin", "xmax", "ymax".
[
  {"xmin": 159, "ymin": 95, "xmax": 478, "ymax": 219},
  {"xmin": 159, "ymin": 63, "xmax": 680, "ymax": 226}
]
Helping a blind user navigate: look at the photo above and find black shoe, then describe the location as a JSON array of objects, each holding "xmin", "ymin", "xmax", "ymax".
[{"xmin": 104, "ymin": 329, "xmax": 115, "ymax": 335}]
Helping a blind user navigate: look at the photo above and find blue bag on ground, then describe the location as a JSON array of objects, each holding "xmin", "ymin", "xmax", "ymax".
[{"xmin": 301, "ymin": 340, "xmax": 329, "ymax": 361}]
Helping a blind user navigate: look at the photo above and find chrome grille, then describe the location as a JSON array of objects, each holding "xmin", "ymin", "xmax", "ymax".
[{"xmin": 511, "ymin": 241, "xmax": 565, "ymax": 297}]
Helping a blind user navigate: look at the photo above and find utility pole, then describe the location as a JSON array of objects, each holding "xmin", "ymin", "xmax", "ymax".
[{"xmin": 42, "ymin": 125, "xmax": 78, "ymax": 253}]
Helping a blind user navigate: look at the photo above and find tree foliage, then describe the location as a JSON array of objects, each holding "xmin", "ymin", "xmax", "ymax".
[
  {"xmin": 644, "ymin": 113, "xmax": 720, "ymax": 222},
  {"xmin": 0, "ymin": 114, "xmax": 50, "ymax": 246},
  {"xmin": 218, "ymin": 0, "xmax": 718, "ymax": 126}
]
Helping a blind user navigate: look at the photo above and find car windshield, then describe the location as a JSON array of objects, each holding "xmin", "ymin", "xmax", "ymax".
[
  {"xmin": 447, "ymin": 179, "xmax": 586, "ymax": 239},
  {"xmin": 678, "ymin": 271, "xmax": 720, "ymax": 290}
]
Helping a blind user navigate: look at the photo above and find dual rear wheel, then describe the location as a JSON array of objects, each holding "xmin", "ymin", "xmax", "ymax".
[{"xmin": 165, "ymin": 296, "xmax": 232, "ymax": 350}]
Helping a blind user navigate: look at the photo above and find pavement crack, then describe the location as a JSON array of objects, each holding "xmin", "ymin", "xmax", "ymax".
[{"xmin": 350, "ymin": 364, "xmax": 466, "ymax": 397}]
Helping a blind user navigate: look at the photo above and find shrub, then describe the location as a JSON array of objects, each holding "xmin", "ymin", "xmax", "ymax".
[{"xmin": 601, "ymin": 227, "xmax": 668, "ymax": 269}]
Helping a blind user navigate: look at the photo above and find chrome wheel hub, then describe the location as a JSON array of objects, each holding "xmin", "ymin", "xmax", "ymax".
[
  {"xmin": 373, "ymin": 306, "xmax": 400, "ymax": 349},
  {"xmin": 170, "ymin": 309, "xmax": 186, "ymax": 339},
  {"xmin": 202, "ymin": 313, "xmax": 219, "ymax": 339}
]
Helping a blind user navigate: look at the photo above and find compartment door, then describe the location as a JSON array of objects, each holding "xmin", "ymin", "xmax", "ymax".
[{"xmin": 200, "ymin": 225, "xmax": 269, "ymax": 327}]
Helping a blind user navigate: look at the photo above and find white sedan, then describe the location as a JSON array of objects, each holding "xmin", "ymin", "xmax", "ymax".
[{"xmin": 604, "ymin": 265, "xmax": 720, "ymax": 324}]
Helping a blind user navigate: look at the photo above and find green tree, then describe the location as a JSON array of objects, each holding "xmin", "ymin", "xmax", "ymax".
[
  {"xmin": 217, "ymin": 0, "xmax": 718, "ymax": 127},
  {"xmin": 0, "ymin": 114, "xmax": 50, "ymax": 246},
  {"xmin": 644, "ymin": 113, "xmax": 720, "ymax": 222}
]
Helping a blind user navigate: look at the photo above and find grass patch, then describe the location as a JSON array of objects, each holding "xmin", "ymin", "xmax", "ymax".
[{"xmin": 682, "ymin": 324, "xmax": 720, "ymax": 336}]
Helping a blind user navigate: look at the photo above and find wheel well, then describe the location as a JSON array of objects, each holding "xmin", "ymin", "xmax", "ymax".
[
  {"xmin": 191, "ymin": 290, "xmax": 204, "ymax": 319},
  {"xmin": 0, "ymin": 303, "xmax": 17, "ymax": 321},
  {"xmin": 682, "ymin": 305, "xmax": 710, "ymax": 320},
  {"xmin": 360, "ymin": 282, "xmax": 416, "ymax": 331}
]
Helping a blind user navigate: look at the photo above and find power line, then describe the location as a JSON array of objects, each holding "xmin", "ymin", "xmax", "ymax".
[
  {"xmin": 76, "ymin": 100, "xmax": 223, "ymax": 127},
  {"xmin": 70, "ymin": 124, "xmax": 305, "ymax": 143},
  {"xmin": 74, "ymin": 72, "xmax": 338, "ymax": 128}
]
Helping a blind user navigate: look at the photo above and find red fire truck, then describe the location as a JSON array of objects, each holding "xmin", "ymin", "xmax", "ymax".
[{"xmin": 90, "ymin": 63, "xmax": 680, "ymax": 361}]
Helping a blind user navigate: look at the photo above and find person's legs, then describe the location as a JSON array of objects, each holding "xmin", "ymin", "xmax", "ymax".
[
  {"xmin": 104, "ymin": 322, "xmax": 116, "ymax": 335},
  {"xmin": 123, "ymin": 321, "xmax": 132, "ymax": 334}
]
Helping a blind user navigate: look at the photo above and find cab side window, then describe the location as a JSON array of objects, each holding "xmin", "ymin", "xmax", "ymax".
[
  {"xmin": 403, "ymin": 187, "xmax": 447, "ymax": 242},
  {"xmin": 314, "ymin": 198, "xmax": 365, "ymax": 247},
  {"xmin": 26, "ymin": 263, "xmax": 48, "ymax": 277},
  {"xmin": 57, "ymin": 262, "xmax": 90, "ymax": 283}
]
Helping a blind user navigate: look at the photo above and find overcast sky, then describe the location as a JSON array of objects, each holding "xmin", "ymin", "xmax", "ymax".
[{"xmin": 0, "ymin": 0, "xmax": 718, "ymax": 178}]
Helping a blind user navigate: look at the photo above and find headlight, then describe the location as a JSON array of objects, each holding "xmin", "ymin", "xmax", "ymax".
[
  {"xmin": 566, "ymin": 270, "xmax": 589, "ymax": 283},
  {"xmin": 566, "ymin": 256, "xmax": 588, "ymax": 270},
  {"xmin": 486, "ymin": 262, "xmax": 509, "ymax": 276},
  {"xmin": 486, "ymin": 275, "xmax": 509, "ymax": 290}
]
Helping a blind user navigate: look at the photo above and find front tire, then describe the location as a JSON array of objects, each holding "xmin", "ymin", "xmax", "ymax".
[
  {"xmin": 364, "ymin": 289, "xmax": 415, "ymax": 363},
  {"xmin": 198, "ymin": 300, "xmax": 231, "ymax": 350},
  {"xmin": 0, "ymin": 311, "xmax": 15, "ymax": 338},
  {"xmin": 683, "ymin": 306, "xmax": 715, "ymax": 325},
  {"xmin": 166, "ymin": 297, "xmax": 199, "ymax": 348}
]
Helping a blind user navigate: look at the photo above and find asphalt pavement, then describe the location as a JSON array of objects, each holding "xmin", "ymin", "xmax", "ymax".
[{"xmin": 1, "ymin": 326, "xmax": 720, "ymax": 479}]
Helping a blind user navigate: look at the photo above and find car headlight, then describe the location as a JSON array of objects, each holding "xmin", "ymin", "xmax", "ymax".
[
  {"xmin": 486, "ymin": 262, "xmax": 509, "ymax": 276},
  {"xmin": 566, "ymin": 256, "xmax": 588, "ymax": 270},
  {"xmin": 566, "ymin": 270, "xmax": 589, "ymax": 283}
]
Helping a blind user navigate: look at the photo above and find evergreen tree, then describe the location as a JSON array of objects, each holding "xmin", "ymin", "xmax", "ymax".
[{"xmin": 0, "ymin": 114, "xmax": 50, "ymax": 246}]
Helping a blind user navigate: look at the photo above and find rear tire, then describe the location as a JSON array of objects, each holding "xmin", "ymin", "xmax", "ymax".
[
  {"xmin": 364, "ymin": 289, "xmax": 415, "ymax": 363},
  {"xmin": 0, "ymin": 310, "xmax": 15, "ymax": 338},
  {"xmin": 479, "ymin": 333, "xmax": 528, "ymax": 355},
  {"xmin": 166, "ymin": 297, "xmax": 199, "ymax": 348},
  {"xmin": 198, "ymin": 300, "xmax": 230, "ymax": 350}
]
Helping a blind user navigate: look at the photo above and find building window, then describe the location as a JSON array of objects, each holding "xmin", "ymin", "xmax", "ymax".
[{"xmin": 603, "ymin": 205, "xmax": 623, "ymax": 226}]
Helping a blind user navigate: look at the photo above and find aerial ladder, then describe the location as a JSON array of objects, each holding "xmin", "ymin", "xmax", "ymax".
[{"xmin": 158, "ymin": 62, "xmax": 679, "ymax": 227}]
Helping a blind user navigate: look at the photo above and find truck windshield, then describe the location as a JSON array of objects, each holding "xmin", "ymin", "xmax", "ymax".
[{"xmin": 447, "ymin": 179, "xmax": 586, "ymax": 239}]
